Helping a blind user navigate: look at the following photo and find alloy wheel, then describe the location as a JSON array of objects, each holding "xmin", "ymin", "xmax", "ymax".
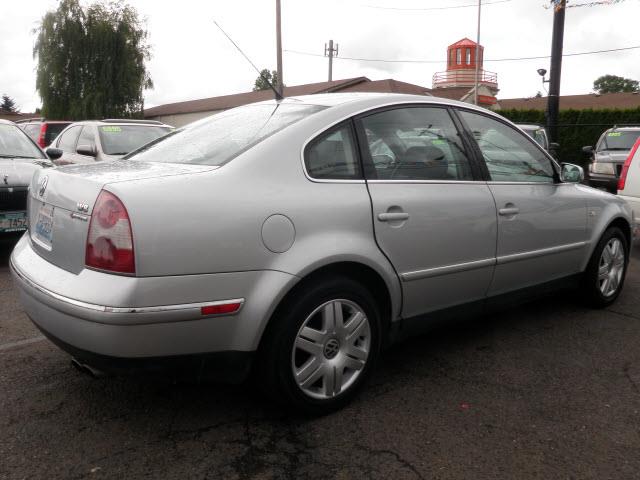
[{"xmin": 598, "ymin": 237, "xmax": 625, "ymax": 297}]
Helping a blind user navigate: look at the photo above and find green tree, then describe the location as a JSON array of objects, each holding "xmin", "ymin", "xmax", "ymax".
[
  {"xmin": 593, "ymin": 75, "xmax": 639, "ymax": 94},
  {"xmin": 253, "ymin": 69, "xmax": 282, "ymax": 92},
  {"xmin": 33, "ymin": 0, "xmax": 153, "ymax": 120},
  {"xmin": 0, "ymin": 94, "xmax": 18, "ymax": 113}
]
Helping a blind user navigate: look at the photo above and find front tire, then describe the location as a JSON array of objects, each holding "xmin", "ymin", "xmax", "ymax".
[
  {"xmin": 583, "ymin": 226, "xmax": 629, "ymax": 308},
  {"xmin": 258, "ymin": 275, "xmax": 381, "ymax": 415}
]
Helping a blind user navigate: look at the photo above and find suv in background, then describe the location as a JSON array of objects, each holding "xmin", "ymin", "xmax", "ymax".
[
  {"xmin": 584, "ymin": 126, "xmax": 640, "ymax": 193},
  {"xmin": 16, "ymin": 118, "xmax": 72, "ymax": 148},
  {"xmin": 45, "ymin": 119, "xmax": 173, "ymax": 166}
]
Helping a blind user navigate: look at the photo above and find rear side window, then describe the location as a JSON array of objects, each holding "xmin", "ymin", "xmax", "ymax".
[
  {"xmin": 460, "ymin": 111, "xmax": 554, "ymax": 183},
  {"xmin": 304, "ymin": 123, "xmax": 361, "ymax": 180},
  {"xmin": 57, "ymin": 126, "xmax": 82, "ymax": 152},
  {"xmin": 128, "ymin": 103, "xmax": 326, "ymax": 165},
  {"xmin": 24, "ymin": 124, "xmax": 40, "ymax": 141},
  {"xmin": 359, "ymin": 106, "xmax": 473, "ymax": 181},
  {"xmin": 45, "ymin": 123, "xmax": 71, "ymax": 146}
]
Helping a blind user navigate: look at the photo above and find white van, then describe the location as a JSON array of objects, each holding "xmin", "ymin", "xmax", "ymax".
[{"xmin": 617, "ymin": 137, "xmax": 640, "ymax": 229}]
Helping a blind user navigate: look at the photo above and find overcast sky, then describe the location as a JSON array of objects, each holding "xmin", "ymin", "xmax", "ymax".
[{"xmin": 2, "ymin": 0, "xmax": 639, "ymax": 113}]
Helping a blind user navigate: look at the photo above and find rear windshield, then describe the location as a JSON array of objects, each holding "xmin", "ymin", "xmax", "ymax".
[
  {"xmin": 99, "ymin": 125, "xmax": 173, "ymax": 155},
  {"xmin": 45, "ymin": 123, "xmax": 71, "ymax": 145},
  {"xmin": 598, "ymin": 130, "xmax": 640, "ymax": 151},
  {"xmin": 0, "ymin": 124, "xmax": 46, "ymax": 159},
  {"xmin": 126, "ymin": 103, "xmax": 326, "ymax": 166}
]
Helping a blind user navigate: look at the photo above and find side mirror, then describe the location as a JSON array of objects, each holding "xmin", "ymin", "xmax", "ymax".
[
  {"xmin": 560, "ymin": 163, "xmax": 584, "ymax": 183},
  {"xmin": 45, "ymin": 147, "xmax": 63, "ymax": 160},
  {"xmin": 76, "ymin": 144, "xmax": 96, "ymax": 157},
  {"xmin": 582, "ymin": 146, "xmax": 594, "ymax": 155}
]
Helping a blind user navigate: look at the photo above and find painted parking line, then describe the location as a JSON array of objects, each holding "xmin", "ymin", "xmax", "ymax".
[{"xmin": 0, "ymin": 336, "xmax": 46, "ymax": 352}]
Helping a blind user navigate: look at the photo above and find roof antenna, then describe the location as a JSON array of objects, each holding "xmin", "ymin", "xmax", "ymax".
[{"xmin": 213, "ymin": 20, "xmax": 283, "ymax": 101}]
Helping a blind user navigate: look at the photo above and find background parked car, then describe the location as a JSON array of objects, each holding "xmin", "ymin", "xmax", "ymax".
[
  {"xmin": 11, "ymin": 93, "xmax": 632, "ymax": 414},
  {"xmin": 16, "ymin": 118, "xmax": 72, "ymax": 148},
  {"xmin": 516, "ymin": 123, "xmax": 551, "ymax": 151},
  {"xmin": 584, "ymin": 126, "xmax": 640, "ymax": 193},
  {"xmin": 616, "ymin": 136, "xmax": 640, "ymax": 228},
  {"xmin": 45, "ymin": 119, "xmax": 173, "ymax": 165},
  {"xmin": 0, "ymin": 119, "xmax": 52, "ymax": 234}
]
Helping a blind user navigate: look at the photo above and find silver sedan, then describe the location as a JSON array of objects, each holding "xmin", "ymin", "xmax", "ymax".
[{"xmin": 10, "ymin": 93, "xmax": 633, "ymax": 414}]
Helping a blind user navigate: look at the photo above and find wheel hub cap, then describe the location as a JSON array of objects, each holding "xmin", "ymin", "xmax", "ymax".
[{"xmin": 291, "ymin": 299, "xmax": 371, "ymax": 400}]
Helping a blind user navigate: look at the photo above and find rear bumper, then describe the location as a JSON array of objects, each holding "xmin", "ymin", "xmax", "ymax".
[
  {"xmin": 10, "ymin": 234, "xmax": 298, "ymax": 374},
  {"xmin": 588, "ymin": 173, "xmax": 618, "ymax": 192}
]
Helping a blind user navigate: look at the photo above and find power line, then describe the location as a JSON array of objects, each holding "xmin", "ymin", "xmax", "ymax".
[
  {"xmin": 284, "ymin": 45, "xmax": 640, "ymax": 64},
  {"xmin": 361, "ymin": 0, "xmax": 511, "ymax": 11}
]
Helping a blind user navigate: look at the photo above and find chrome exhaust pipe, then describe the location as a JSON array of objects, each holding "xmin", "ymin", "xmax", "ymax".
[{"xmin": 71, "ymin": 358, "xmax": 106, "ymax": 378}]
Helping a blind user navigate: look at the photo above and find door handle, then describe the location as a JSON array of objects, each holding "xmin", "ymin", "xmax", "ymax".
[
  {"xmin": 498, "ymin": 207, "xmax": 519, "ymax": 216},
  {"xmin": 377, "ymin": 212, "xmax": 410, "ymax": 222}
]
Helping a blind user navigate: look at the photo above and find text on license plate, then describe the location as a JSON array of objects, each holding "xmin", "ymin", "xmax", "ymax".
[
  {"xmin": 0, "ymin": 211, "xmax": 27, "ymax": 233},
  {"xmin": 33, "ymin": 203, "xmax": 55, "ymax": 250}
]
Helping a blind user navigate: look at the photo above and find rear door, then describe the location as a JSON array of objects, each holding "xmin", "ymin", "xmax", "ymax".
[
  {"xmin": 456, "ymin": 109, "xmax": 587, "ymax": 296},
  {"xmin": 356, "ymin": 105, "xmax": 498, "ymax": 319}
]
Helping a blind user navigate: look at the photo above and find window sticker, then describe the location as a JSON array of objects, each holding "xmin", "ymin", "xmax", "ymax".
[{"xmin": 101, "ymin": 126, "xmax": 122, "ymax": 133}]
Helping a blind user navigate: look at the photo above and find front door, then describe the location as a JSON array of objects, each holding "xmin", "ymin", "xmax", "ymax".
[
  {"xmin": 357, "ymin": 105, "xmax": 498, "ymax": 319},
  {"xmin": 457, "ymin": 110, "xmax": 587, "ymax": 296}
]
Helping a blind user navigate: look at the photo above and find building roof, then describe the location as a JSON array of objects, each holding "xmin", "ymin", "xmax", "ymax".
[
  {"xmin": 0, "ymin": 112, "xmax": 36, "ymax": 121},
  {"xmin": 497, "ymin": 92, "xmax": 640, "ymax": 110},
  {"xmin": 449, "ymin": 38, "xmax": 478, "ymax": 48},
  {"xmin": 429, "ymin": 87, "xmax": 474, "ymax": 101},
  {"xmin": 144, "ymin": 77, "xmax": 371, "ymax": 117},
  {"xmin": 338, "ymin": 78, "xmax": 432, "ymax": 96}
]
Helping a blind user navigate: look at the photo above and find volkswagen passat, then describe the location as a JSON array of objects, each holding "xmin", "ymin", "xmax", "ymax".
[{"xmin": 11, "ymin": 93, "xmax": 633, "ymax": 414}]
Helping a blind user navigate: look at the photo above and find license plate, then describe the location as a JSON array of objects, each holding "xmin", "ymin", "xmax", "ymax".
[
  {"xmin": 33, "ymin": 203, "xmax": 55, "ymax": 250},
  {"xmin": 0, "ymin": 211, "xmax": 27, "ymax": 233}
]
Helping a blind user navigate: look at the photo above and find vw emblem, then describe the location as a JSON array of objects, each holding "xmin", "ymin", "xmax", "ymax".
[
  {"xmin": 323, "ymin": 338, "xmax": 340, "ymax": 359},
  {"xmin": 38, "ymin": 176, "xmax": 49, "ymax": 197}
]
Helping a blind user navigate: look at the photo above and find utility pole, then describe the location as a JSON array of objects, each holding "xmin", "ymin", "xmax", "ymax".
[
  {"xmin": 276, "ymin": 0, "xmax": 284, "ymax": 97},
  {"xmin": 546, "ymin": 0, "xmax": 566, "ymax": 145},
  {"xmin": 325, "ymin": 40, "xmax": 339, "ymax": 82},
  {"xmin": 473, "ymin": 0, "xmax": 482, "ymax": 106}
]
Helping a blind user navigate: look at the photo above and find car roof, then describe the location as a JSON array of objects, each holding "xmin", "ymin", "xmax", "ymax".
[
  {"xmin": 70, "ymin": 119, "xmax": 172, "ymax": 128},
  {"xmin": 0, "ymin": 119, "xmax": 15, "ymax": 125},
  {"xmin": 516, "ymin": 124, "xmax": 545, "ymax": 129},
  {"xmin": 249, "ymin": 92, "xmax": 496, "ymax": 117}
]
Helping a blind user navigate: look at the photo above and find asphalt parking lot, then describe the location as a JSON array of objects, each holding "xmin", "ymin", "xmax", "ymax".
[{"xmin": 1, "ymin": 233, "xmax": 640, "ymax": 480}]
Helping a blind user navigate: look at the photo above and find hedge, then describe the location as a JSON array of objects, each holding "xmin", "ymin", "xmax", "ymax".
[{"xmin": 496, "ymin": 108, "xmax": 640, "ymax": 167}]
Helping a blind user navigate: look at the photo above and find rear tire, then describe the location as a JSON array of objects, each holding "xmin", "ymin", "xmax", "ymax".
[
  {"xmin": 582, "ymin": 226, "xmax": 629, "ymax": 308},
  {"xmin": 258, "ymin": 275, "xmax": 381, "ymax": 415}
]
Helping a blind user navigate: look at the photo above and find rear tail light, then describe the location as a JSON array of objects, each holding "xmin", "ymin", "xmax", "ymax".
[
  {"xmin": 37, "ymin": 124, "xmax": 47, "ymax": 148},
  {"xmin": 618, "ymin": 138, "xmax": 640, "ymax": 191},
  {"xmin": 85, "ymin": 190, "xmax": 135, "ymax": 274}
]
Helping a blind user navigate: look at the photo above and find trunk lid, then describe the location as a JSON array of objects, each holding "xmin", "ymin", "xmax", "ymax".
[{"xmin": 29, "ymin": 160, "xmax": 214, "ymax": 274}]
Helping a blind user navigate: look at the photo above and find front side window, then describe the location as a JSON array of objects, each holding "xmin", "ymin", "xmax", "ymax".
[
  {"xmin": 57, "ymin": 126, "xmax": 81, "ymax": 152},
  {"xmin": 77, "ymin": 126, "xmax": 96, "ymax": 150},
  {"xmin": 359, "ymin": 106, "xmax": 473, "ymax": 181},
  {"xmin": 24, "ymin": 124, "xmax": 40, "ymax": 141},
  {"xmin": 460, "ymin": 111, "xmax": 554, "ymax": 182},
  {"xmin": 304, "ymin": 123, "xmax": 360, "ymax": 180},
  {"xmin": 128, "ymin": 103, "xmax": 325, "ymax": 165}
]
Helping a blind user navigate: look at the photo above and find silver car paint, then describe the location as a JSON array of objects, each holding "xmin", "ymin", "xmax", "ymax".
[{"xmin": 10, "ymin": 93, "xmax": 634, "ymax": 361}]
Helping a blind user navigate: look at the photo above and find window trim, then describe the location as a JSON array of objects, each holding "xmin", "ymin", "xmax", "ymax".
[
  {"xmin": 452, "ymin": 107, "xmax": 560, "ymax": 184},
  {"xmin": 302, "ymin": 120, "xmax": 364, "ymax": 183},
  {"xmin": 353, "ymin": 104, "xmax": 486, "ymax": 183}
]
